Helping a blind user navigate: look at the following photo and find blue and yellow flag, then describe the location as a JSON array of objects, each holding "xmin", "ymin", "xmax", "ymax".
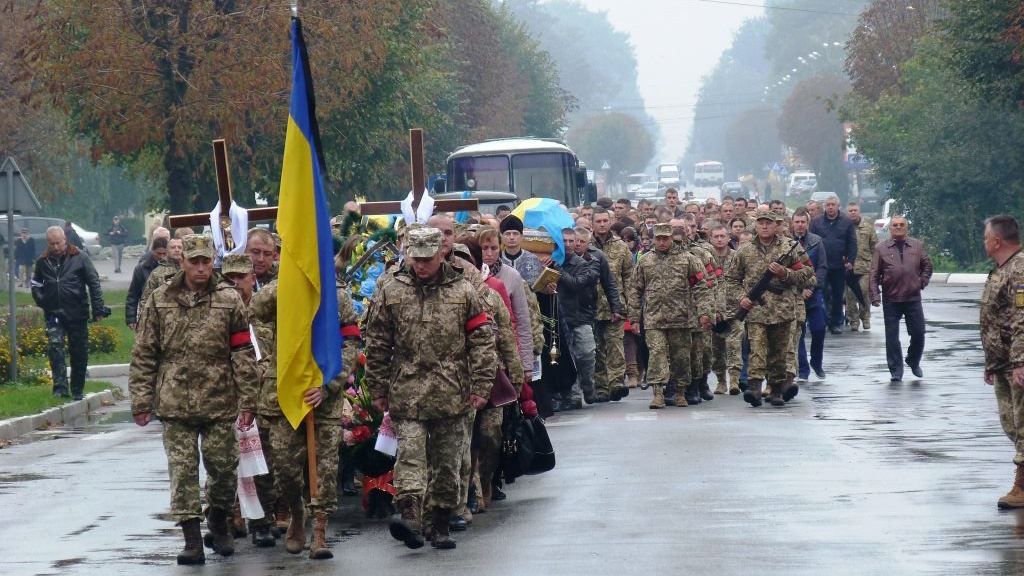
[
  {"xmin": 277, "ymin": 17, "xmax": 341, "ymax": 429},
  {"xmin": 510, "ymin": 198, "xmax": 575, "ymax": 263}
]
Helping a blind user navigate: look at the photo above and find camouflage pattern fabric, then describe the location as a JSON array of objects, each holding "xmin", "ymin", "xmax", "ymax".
[
  {"xmin": 162, "ymin": 418, "xmax": 237, "ymax": 522},
  {"xmin": 725, "ymin": 235, "xmax": 814, "ymax": 325},
  {"xmin": 980, "ymin": 250, "xmax": 1024, "ymax": 374},
  {"xmin": 364, "ymin": 262, "xmax": 496, "ymax": 420},
  {"xmin": 139, "ymin": 260, "xmax": 180, "ymax": 321},
  {"xmin": 645, "ymin": 328, "xmax": 692, "ymax": 386},
  {"xmin": 994, "ymin": 372, "xmax": 1024, "ymax": 465},
  {"xmin": 130, "ymin": 273, "xmax": 257, "ymax": 420},
  {"xmin": 592, "ymin": 234, "xmax": 632, "ymax": 321},
  {"xmin": 270, "ymin": 415, "xmax": 343, "ymax": 513},
  {"xmin": 746, "ymin": 321, "xmax": 792, "ymax": 387},
  {"xmin": 393, "ymin": 416, "xmax": 470, "ymax": 510},
  {"xmin": 594, "ymin": 319, "xmax": 626, "ymax": 397},
  {"xmin": 628, "ymin": 244, "xmax": 712, "ymax": 330}
]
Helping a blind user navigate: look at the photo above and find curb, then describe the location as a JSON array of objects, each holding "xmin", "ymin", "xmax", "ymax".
[
  {"xmin": 0, "ymin": 389, "xmax": 118, "ymax": 442},
  {"xmin": 87, "ymin": 364, "xmax": 130, "ymax": 378}
]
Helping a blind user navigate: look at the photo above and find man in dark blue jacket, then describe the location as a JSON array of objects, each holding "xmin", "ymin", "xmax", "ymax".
[
  {"xmin": 792, "ymin": 209, "xmax": 828, "ymax": 379},
  {"xmin": 810, "ymin": 195, "xmax": 857, "ymax": 334}
]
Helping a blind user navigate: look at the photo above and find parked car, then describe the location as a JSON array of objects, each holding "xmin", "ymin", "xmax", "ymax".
[
  {"xmin": 0, "ymin": 215, "xmax": 102, "ymax": 258},
  {"xmin": 791, "ymin": 178, "xmax": 817, "ymax": 195},
  {"xmin": 873, "ymin": 198, "xmax": 911, "ymax": 242},
  {"xmin": 787, "ymin": 171, "xmax": 816, "ymax": 196},
  {"xmin": 635, "ymin": 181, "xmax": 660, "ymax": 199},
  {"xmin": 720, "ymin": 181, "xmax": 744, "ymax": 196},
  {"xmin": 810, "ymin": 191, "xmax": 839, "ymax": 204}
]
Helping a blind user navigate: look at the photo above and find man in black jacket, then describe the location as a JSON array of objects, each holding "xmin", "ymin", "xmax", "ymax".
[
  {"xmin": 32, "ymin": 226, "xmax": 106, "ymax": 399},
  {"xmin": 126, "ymin": 235, "xmax": 169, "ymax": 330},
  {"xmin": 810, "ymin": 195, "xmax": 857, "ymax": 334},
  {"xmin": 540, "ymin": 228, "xmax": 600, "ymax": 410}
]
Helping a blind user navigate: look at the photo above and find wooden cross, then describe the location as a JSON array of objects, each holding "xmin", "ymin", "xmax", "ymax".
[
  {"xmin": 359, "ymin": 129, "xmax": 478, "ymax": 216},
  {"xmin": 168, "ymin": 139, "xmax": 278, "ymax": 239}
]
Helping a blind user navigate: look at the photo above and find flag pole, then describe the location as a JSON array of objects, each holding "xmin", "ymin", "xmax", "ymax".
[{"xmin": 305, "ymin": 411, "xmax": 319, "ymax": 499}]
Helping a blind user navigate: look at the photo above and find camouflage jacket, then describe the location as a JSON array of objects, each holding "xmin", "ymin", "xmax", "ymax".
[
  {"xmin": 688, "ymin": 239, "xmax": 721, "ymax": 316},
  {"xmin": 980, "ymin": 250, "xmax": 1024, "ymax": 373},
  {"xmin": 364, "ymin": 262, "xmax": 496, "ymax": 420},
  {"xmin": 248, "ymin": 280, "xmax": 360, "ymax": 419},
  {"xmin": 709, "ymin": 248, "xmax": 735, "ymax": 318},
  {"xmin": 592, "ymin": 233, "xmax": 633, "ymax": 321},
  {"xmin": 628, "ymin": 244, "xmax": 712, "ymax": 330},
  {"xmin": 129, "ymin": 273, "xmax": 258, "ymax": 420},
  {"xmin": 853, "ymin": 219, "xmax": 877, "ymax": 274},
  {"xmin": 726, "ymin": 235, "xmax": 814, "ymax": 325},
  {"xmin": 139, "ymin": 259, "xmax": 180, "ymax": 320}
]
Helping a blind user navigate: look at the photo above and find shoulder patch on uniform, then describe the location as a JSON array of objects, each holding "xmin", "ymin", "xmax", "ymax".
[{"xmin": 1015, "ymin": 284, "xmax": 1024, "ymax": 308}]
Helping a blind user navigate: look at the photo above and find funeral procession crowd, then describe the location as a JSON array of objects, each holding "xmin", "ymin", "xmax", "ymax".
[{"xmin": 27, "ymin": 187, "xmax": 1020, "ymax": 565}]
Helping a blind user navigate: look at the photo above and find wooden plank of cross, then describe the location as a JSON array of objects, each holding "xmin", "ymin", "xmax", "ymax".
[
  {"xmin": 168, "ymin": 139, "xmax": 279, "ymax": 247},
  {"xmin": 359, "ymin": 128, "xmax": 478, "ymax": 216}
]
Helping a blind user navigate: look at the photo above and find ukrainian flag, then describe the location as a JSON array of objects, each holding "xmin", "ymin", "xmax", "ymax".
[
  {"xmin": 276, "ymin": 17, "xmax": 341, "ymax": 429},
  {"xmin": 511, "ymin": 197, "xmax": 575, "ymax": 264}
]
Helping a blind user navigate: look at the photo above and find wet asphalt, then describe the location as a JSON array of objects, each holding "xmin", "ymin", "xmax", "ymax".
[{"xmin": 2, "ymin": 283, "xmax": 1022, "ymax": 576}]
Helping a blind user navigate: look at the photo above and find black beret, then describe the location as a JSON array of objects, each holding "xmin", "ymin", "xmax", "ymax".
[{"xmin": 499, "ymin": 214, "xmax": 524, "ymax": 234}]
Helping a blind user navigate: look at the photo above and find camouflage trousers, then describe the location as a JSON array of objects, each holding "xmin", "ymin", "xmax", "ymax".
[
  {"xmin": 454, "ymin": 410, "xmax": 476, "ymax": 516},
  {"xmin": 787, "ymin": 319, "xmax": 801, "ymax": 378},
  {"xmin": 845, "ymin": 274, "xmax": 871, "ymax": 328},
  {"xmin": 747, "ymin": 321, "xmax": 793, "ymax": 387},
  {"xmin": 645, "ymin": 328, "xmax": 692, "ymax": 386},
  {"xmin": 251, "ymin": 415, "xmax": 280, "ymax": 523},
  {"xmin": 594, "ymin": 319, "xmax": 627, "ymax": 397},
  {"xmin": 690, "ymin": 329, "xmax": 712, "ymax": 378},
  {"xmin": 395, "ymin": 415, "xmax": 470, "ymax": 510},
  {"xmin": 994, "ymin": 371, "xmax": 1024, "ymax": 465},
  {"xmin": 712, "ymin": 322, "xmax": 742, "ymax": 384},
  {"xmin": 474, "ymin": 407, "xmax": 504, "ymax": 501},
  {"xmin": 162, "ymin": 418, "xmax": 238, "ymax": 523},
  {"xmin": 270, "ymin": 414, "xmax": 343, "ymax": 514}
]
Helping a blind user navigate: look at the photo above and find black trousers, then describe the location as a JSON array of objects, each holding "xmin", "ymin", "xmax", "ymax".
[
  {"xmin": 882, "ymin": 300, "xmax": 925, "ymax": 379},
  {"xmin": 46, "ymin": 315, "xmax": 89, "ymax": 397},
  {"xmin": 826, "ymin": 268, "xmax": 847, "ymax": 329}
]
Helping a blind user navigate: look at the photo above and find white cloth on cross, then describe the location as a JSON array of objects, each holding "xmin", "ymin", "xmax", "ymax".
[
  {"xmin": 209, "ymin": 200, "xmax": 249, "ymax": 263},
  {"xmin": 400, "ymin": 189, "xmax": 434, "ymax": 225}
]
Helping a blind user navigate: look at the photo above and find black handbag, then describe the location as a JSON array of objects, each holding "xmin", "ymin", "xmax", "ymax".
[
  {"xmin": 500, "ymin": 403, "xmax": 535, "ymax": 483},
  {"xmin": 525, "ymin": 415, "xmax": 555, "ymax": 475}
]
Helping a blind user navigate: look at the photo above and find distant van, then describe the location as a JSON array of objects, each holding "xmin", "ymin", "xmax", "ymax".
[{"xmin": 787, "ymin": 171, "xmax": 816, "ymax": 196}]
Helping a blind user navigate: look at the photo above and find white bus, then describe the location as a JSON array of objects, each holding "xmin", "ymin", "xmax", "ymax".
[{"xmin": 694, "ymin": 161, "xmax": 724, "ymax": 187}]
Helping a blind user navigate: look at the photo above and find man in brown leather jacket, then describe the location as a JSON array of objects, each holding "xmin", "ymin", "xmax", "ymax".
[{"xmin": 869, "ymin": 215, "xmax": 933, "ymax": 381}]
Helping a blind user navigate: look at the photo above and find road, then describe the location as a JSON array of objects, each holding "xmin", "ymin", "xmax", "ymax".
[{"xmin": 1, "ymin": 283, "xmax": 1021, "ymax": 576}]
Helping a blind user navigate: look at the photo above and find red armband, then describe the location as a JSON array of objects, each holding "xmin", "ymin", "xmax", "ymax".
[
  {"xmin": 789, "ymin": 261, "xmax": 804, "ymax": 271},
  {"xmin": 715, "ymin": 267, "xmax": 724, "ymax": 278},
  {"xmin": 340, "ymin": 323, "xmax": 362, "ymax": 339},
  {"xmin": 230, "ymin": 330, "xmax": 252, "ymax": 349},
  {"xmin": 465, "ymin": 312, "xmax": 489, "ymax": 333}
]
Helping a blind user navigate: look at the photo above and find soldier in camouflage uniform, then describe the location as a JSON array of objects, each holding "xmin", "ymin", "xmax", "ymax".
[
  {"xmin": 129, "ymin": 235, "xmax": 258, "ymax": 565},
  {"xmin": 707, "ymin": 223, "xmax": 741, "ymax": 395},
  {"xmin": 678, "ymin": 215, "xmax": 718, "ymax": 404},
  {"xmin": 845, "ymin": 202, "xmax": 877, "ymax": 331},
  {"xmin": 591, "ymin": 208, "xmax": 632, "ymax": 402},
  {"xmin": 726, "ymin": 209, "xmax": 813, "ymax": 407},
  {"xmin": 980, "ymin": 215, "xmax": 1024, "ymax": 509},
  {"xmin": 247, "ymin": 228, "xmax": 279, "ymax": 290},
  {"xmin": 139, "ymin": 236, "xmax": 184, "ymax": 322},
  {"xmin": 364, "ymin": 227, "xmax": 495, "ymax": 551},
  {"xmin": 629, "ymin": 223, "xmax": 713, "ymax": 409},
  {"xmin": 249, "ymin": 278, "xmax": 361, "ymax": 559}
]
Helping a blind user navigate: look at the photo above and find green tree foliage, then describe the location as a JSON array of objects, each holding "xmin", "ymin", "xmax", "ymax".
[
  {"xmin": 848, "ymin": 1, "xmax": 1024, "ymax": 266},
  {"xmin": 566, "ymin": 112, "xmax": 654, "ymax": 178},
  {"xmin": 777, "ymin": 76, "xmax": 850, "ymax": 198},
  {"xmin": 724, "ymin": 107, "xmax": 780, "ymax": 176}
]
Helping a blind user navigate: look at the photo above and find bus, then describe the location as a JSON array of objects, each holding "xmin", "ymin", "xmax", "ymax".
[
  {"xmin": 432, "ymin": 137, "xmax": 592, "ymax": 213},
  {"xmin": 694, "ymin": 161, "xmax": 724, "ymax": 187}
]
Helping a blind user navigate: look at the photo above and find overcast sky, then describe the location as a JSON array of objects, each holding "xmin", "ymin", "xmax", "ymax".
[{"xmin": 571, "ymin": 0, "xmax": 763, "ymax": 164}]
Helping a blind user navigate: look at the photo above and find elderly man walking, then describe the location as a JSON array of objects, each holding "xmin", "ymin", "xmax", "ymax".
[
  {"xmin": 870, "ymin": 215, "xmax": 932, "ymax": 382},
  {"xmin": 810, "ymin": 195, "xmax": 858, "ymax": 334}
]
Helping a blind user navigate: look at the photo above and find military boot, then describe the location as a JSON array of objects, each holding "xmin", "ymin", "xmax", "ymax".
[
  {"xmin": 431, "ymin": 508, "xmax": 456, "ymax": 550},
  {"xmin": 205, "ymin": 507, "xmax": 235, "ymax": 557},
  {"xmin": 177, "ymin": 519, "xmax": 206, "ymax": 565},
  {"xmin": 743, "ymin": 380, "xmax": 763, "ymax": 407},
  {"xmin": 684, "ymin": 379, "xmax": 702, "ymax": 405},
  {"xmin": 649, "ymin": 385, "xmax": 666, "ymax": 409},
  {"xmin": 249, "ymin": 517, "xmax": 276, "ymax": 548},
  {"xmin": 389, "ymin": 496, "xmax": 425, "ymax": 549},
  {"xmin": 284, "ymin": 503, "xmax": 306, "ymax": 554},
  {"xmin": 309, "ymin": 511, "xmax": 333, "ymax": 559},
  {"xmin": 699, "ymin": 375, "xmax": 715, "ymax": 401},
  {"xmin": 626, "ymin": 363, "xmax": 640, "ymax": 388},
  {"xmin": 728, "ymin": 370, "xmax": 742, "ymax": 395},
  {"xmin": 714, "ymin": 373, "xmax": 727, "ymax": 395},
  {"xmin": 769, "ymin": 387, "xmax": 785, "ymax": 407},
  {"xmin": 274, "ymin": 501, "xmax": 291, "ymax": 537},
  {"xmin": 863, "ymin": 318, "xmax": 871, "ymax": 330},
  {"xmin": 998, "ymin": 465, "xmax": 1024, "ymax": 509},
  {"xmin": 781, "ymin": 378, "xmax": 800, "ymax": 402}
]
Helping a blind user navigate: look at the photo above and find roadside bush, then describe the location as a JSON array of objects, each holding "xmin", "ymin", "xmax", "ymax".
[
  {"xmin": 88, "ymin": 325, "xmax": 118, "ymax": 354},
  {"xmin": 17, "ymin": 327, "xmax": 48, "ymax": 357}
]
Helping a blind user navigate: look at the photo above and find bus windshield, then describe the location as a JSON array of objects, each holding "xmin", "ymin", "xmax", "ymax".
[
  {"xmin": 450, "ymin": 155, "xmax": 511, "ymax": 192},
  {"xmin": 511, "ymin": 152, "xmax": 573, "ymax": 202}
]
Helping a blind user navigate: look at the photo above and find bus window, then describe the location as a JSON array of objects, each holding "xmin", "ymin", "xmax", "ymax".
[
  {"xmin": 512, "ymin": 153, "xmax": 573, "ymax": 203},
  {"xmin": 451, "ymin": 155, "xmax": 510, "ymax": 192}
]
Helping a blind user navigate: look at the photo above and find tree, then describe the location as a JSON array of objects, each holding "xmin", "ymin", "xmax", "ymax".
[
  {"xmin": 844, "ymin": 0, "xmax": 945, "ymax": 101},
  {"xmin": 724, "ymin": 107, "xmax": 781, "ymax": 176},
  {"xmin": 566, "ymin": 112, "xmax": 654, "ymax": 179},
  {"xmin": 777, "ymin": 76, "xmax": 850, "ymax": 198}
]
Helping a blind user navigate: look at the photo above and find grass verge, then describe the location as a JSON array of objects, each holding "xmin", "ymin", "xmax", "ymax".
[{"xmin": 0, "ymin": 380, "xmax": 122, "ymax": 420}]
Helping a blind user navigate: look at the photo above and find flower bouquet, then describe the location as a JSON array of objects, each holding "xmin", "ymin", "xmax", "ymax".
[{"xmin": 342, "ymin": 352, "xmax": 397, "ymax": 518}]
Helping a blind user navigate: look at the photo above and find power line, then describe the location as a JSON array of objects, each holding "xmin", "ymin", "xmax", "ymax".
[{"xmin": 682, "ymin": 0, "xmax": 861, "ymax": 16}]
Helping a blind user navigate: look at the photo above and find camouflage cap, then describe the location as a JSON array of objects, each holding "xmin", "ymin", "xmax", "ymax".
[
  {"xmin": 452, "ymin": 243, "xmax": 472, "ymax": 262},
  {"xmin": 221, "ymin": 253, "xmax": 253, "ymax": 276},
  {"xmin": 653, "ymin": 223, "xmax": 674, "ymax": 237},
  {"xmin": 182, "ymin": 234, "xmax": 216, "ymax": 259},
  {"xmin": 754, "ymin": 208, "xmax": 777, "ymax": 222},
  {"xmin": 406, "ymin": 227, "xmax": 442, "ymax": 258}
]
